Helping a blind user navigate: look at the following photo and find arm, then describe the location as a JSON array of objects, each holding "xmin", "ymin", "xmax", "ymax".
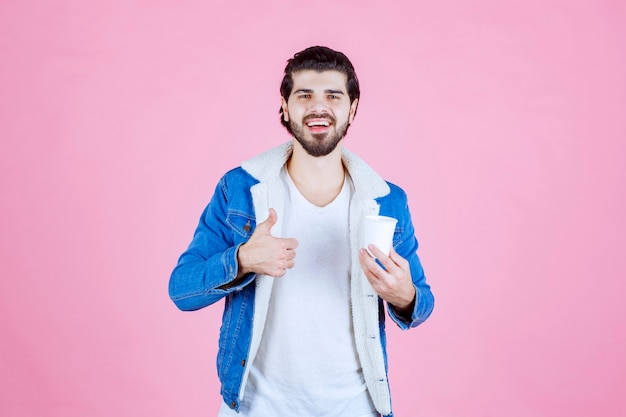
[
  {"xmin": 359, "ymin": 245, "xmax": 433, "ymax": 329},
  {"xmin": 169, "ymin": 176, "xmax": 254, "ymax": 311},
  {"xmin": 169, "ymin": 176, "xmax": 298, "ymax": 311},
  {"xmin": 386, "ymin": 247, "xmax": 434, "ymax": 329},
  {"xmin": 359, "ymin": 188, "xmax": 434, "ymax": 329}
]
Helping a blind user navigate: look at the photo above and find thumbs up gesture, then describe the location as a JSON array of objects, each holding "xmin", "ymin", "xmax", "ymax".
[{"xmin": 236, "ymin": 208, "xmax": 298, "ymax": 278}]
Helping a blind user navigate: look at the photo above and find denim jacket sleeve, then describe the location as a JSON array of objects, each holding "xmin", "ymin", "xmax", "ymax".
[
  {"xmin": 379, "ymin": 184, "xmax": 435, "ymax": 330},
  {"xmin": 169, "ymin": 172, "xmax": 257, "ymax": 311}
]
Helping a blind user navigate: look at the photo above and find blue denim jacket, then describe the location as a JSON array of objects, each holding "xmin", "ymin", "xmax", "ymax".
[{"xmin": 169, "ymin": 143, "xmax": 434, "ymax": 417}]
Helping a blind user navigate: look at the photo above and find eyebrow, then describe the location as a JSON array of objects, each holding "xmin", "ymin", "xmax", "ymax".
[{"xmin": 293, "ymin": 89, "xmax": 346, "ymax": 95}]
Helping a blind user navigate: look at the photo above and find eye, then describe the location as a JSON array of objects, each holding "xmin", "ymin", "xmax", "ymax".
[
  {"xmin": 328, "ymin": 94, "xmax": 340, "ymax": 100},
  {"xmin": 298, "ymin": 94, "xmax": 311, "ymax": 99}
]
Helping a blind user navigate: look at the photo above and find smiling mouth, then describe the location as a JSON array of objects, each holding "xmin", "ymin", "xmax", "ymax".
[{"xmin": 306, "ymin": 120, "xmax": 331, "ymax": 127}]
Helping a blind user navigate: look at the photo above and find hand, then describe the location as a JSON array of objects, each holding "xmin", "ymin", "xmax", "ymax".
[
  {"xmin": 359, "ymin": 245, "xmax": 416, "ymax": 313},
  {"xmin": 237, "ymin": 208, "xmax": 298, "ymax": 278}
]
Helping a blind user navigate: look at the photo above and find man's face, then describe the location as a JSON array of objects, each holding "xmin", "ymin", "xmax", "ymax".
[{"xmin": 281, "ymin": 70, "xmax": 358, "ymax": 157}]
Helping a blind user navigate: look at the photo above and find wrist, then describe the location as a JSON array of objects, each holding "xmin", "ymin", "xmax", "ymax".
[
  {"xmin": 236, "ymin": 243, "xmax": 250, "ymax": 278},
  {"xmin": 392, "ymin": 287, "xmax": 416, "ymax": 316}
]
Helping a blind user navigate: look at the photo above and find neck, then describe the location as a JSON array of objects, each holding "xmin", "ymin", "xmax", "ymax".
[{"xmin": 286, "ymin": 140, "xmax": 346, "ymax": 207}]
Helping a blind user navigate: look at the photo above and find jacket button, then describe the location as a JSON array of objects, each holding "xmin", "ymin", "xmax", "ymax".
[
  {"xmin": 241, "ymin": 359, "xmax": 246, "ymax": 367},
  {"xmin": 230, "ymin": 401, "xmax": 236, "ymax": 408}
]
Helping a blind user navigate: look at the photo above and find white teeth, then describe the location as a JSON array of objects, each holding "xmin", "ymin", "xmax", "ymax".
[{"xmin": 307, "ymin": 121, "xmax": 330, "ymax": 127}]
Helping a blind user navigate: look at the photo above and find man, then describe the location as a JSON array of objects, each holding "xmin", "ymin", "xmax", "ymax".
[{"xmin": 169, "ymin": 46, "xmax": 434, "ymax": 417}]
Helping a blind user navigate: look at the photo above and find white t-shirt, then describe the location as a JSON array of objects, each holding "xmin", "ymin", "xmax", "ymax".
[{"xmin": 218, "ymin": 169, "xmax": 377, "ymax": 417}]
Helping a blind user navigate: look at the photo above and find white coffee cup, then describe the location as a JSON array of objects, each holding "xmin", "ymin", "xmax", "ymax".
[{"xmin": 362, "ymin": 215, "xmax": 398, "ymax": 257}]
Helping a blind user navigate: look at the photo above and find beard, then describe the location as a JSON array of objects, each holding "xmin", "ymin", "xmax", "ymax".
[{"xmin": 288, "ymin": 115, "xmax": 351, "ymax": 157}]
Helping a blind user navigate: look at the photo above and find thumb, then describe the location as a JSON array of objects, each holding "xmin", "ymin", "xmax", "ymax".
[
  {"xmin": 388, "ymin": 246, "xmax": 408, "ymax": 268},
  {"xmin": 258, "ymin": 208, "xmax": 278, "ymax": 233}
]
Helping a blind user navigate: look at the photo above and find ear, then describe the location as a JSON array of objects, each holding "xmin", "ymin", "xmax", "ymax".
[
  {"xmin": 348, "ymin": 98, "xmax": 359, "ymax": 124},
  {"xmin": 281, "ymin": 97, "xmax": 289, "ymax": 122}
]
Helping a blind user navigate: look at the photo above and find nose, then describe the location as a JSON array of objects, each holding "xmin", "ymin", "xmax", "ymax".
[{"xmin": 308, "ymin": 96, "xmax": 329, "ymax": 114}]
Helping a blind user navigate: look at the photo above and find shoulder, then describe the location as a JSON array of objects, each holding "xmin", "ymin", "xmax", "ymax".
[
  {"xmin": 375, "ymin": 180, "xmax": 413, "ymax": 225},
  {"xmin": 386, "ymin": 181, "xmax": 407, "ymax": 197},
  {"xmin": 379, "ymin": 181, "xmax": 409, "ymax": 205},
  {"xmin": 221, "ymin": 166, "xmax": 258, "ymax": 186},
  {"xmin": 214, "ymin": 167, "xmax": 259, "ymax": 201}
]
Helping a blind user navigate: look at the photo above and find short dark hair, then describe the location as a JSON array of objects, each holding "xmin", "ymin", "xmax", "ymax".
[{"xmin": 279, "ymin": 46, "xmax": 360, "ymax": 131}]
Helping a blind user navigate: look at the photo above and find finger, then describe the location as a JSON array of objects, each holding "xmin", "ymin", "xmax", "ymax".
[
  {"xmin": 359, "ymin": 248, "xmax": 375, "ymax": 266},
  {"xmin": 278, "ymin": 249, "xmax": 296, "ymax": 262},
  {"xmin": 361, "ymin": 263, "xmax": 388, "ymax": 295},
  {"xmin": 359, "ymin": 249, "xmax": 386, "ymax": 280},
  {"xmin": 368, "ymin": 244, "xmax": 398, "ymax": 273},
  {"xmin": 388, "ymin": 246, "xmax": 409, "ymax": 270},
  {"xmin": 273, "ymin": 268, "xmax": 287, "ymax": 278},
  {"xmin": 258, "ymin": 208, "xmax": 278, "ymax": 233},
  {"xmin": 281, "ymin": 237, "xmax": 299, "ymax": 250},
  {"xmin": 367, "ymin": 244, "xmax": 386, "ymax": 260}
]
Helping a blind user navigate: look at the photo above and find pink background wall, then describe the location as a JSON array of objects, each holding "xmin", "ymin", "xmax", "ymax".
[{"xmin": 1, "ymin": 1, "xmax": 625, "ymax": 416}]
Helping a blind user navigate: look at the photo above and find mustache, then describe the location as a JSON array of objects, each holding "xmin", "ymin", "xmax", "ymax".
[{"xmin": 303, "ymin": 113, "xmax": 335, "ymax": 124}]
